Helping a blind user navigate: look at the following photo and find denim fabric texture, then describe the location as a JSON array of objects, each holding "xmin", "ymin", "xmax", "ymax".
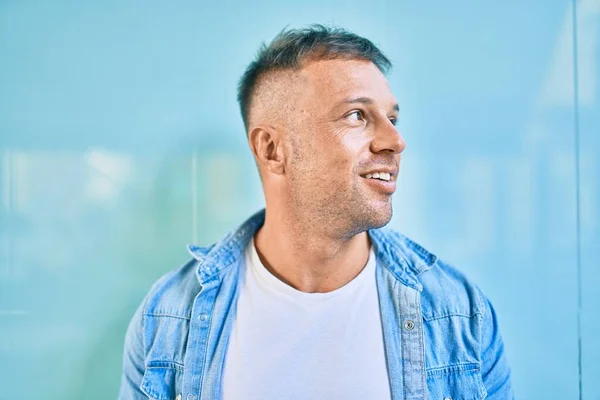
[{"xmin": 119, "ymin": 209, "xmax": 513, "ymax": 400}]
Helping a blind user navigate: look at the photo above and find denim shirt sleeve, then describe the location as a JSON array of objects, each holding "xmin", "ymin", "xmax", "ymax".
[
  {"xmin": 118, "ymin": 301, "xmax": 147, "ymax": 399},
  {"xmin": 481, "ymin": 296, "xmax": 514, "ymax": 399}
]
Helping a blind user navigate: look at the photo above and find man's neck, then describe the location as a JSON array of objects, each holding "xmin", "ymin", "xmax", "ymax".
[{"xmin": 253, "ymin": 209, "xmax": 371, "ymax": 293}]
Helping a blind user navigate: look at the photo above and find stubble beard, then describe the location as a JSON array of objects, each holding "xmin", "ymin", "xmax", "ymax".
[{"xmin": 288, "ymin": 176, "xmax": 394, "ymax": 239}]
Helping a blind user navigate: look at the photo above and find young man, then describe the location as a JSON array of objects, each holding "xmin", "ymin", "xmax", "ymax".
[{"xmin": 119, "ymin": 25, "xmax": 513, "ymax": 399}]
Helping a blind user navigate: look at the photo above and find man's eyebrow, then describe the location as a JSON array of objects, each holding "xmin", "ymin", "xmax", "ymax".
[{"xmin": 340, "ymin": 97, "xmax": 400, "ymax": 112}]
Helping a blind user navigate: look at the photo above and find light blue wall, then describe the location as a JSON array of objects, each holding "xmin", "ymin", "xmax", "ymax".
[
  {"xmin": 578, "ymin": 2, "xmax": 600, "ymax": 399},
  {"xmin": 0, "ymin": 1, "xmax": 598, "ymax": 399}
]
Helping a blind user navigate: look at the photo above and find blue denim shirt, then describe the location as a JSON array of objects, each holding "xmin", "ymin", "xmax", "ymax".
[{"xmin": 119, "ymin": 209, "xmax": 513, "ymax": 399}]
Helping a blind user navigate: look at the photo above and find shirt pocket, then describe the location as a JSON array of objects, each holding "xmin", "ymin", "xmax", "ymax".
[
  {"xmin": 140, "ymin": 360, "xmax": 184, "ymax": 400},
  {"xmin": 426, "ymin": 363, "xmax": 487, "ymax": 400}
]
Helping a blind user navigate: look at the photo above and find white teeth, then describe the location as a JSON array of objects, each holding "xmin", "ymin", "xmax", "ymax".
[{"xmin": 364, "ymin": 172, "xmax": 392, "ymax": 181}]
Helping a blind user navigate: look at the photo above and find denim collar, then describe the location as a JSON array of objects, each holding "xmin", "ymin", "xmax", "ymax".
[{"xmin": 188, "ymin": 208, "xmax": 437, "ymax": 291}]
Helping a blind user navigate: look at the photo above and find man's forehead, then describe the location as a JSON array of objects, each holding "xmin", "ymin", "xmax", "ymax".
[
  {"xmin": 302, "ymin": 58, "xmax": 381, "ymax": 78},
  {"xmin": 298, "ymin": 59, "xmax": 394, "ymax": 104}
]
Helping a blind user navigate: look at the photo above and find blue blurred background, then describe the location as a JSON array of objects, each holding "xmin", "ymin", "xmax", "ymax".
[{"xmin": 0, "ymin": 1, "xmax": 598, "ymax": 399}]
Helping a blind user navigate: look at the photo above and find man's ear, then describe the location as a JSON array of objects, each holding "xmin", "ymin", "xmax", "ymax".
[{"xmin": 248, "ymin": 125, "xmax": 286, "ymax": 175}]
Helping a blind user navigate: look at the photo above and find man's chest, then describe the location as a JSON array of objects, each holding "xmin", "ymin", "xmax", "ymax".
[{"xmin": 220, "ymin": 269, "xmax": 392, "ymax": 400}]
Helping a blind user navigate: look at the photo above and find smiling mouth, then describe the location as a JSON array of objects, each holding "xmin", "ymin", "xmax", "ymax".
[
  {"xmin": 361, "ymin": 172, "xmax": 392, "ymax": 182},
  {"xmin": 360, "ymin": 171, "xmax": 396, "ymax": 182},
  {"xmin": 360, "ymin": 171, "xmax": 397, "ymax": 194}
]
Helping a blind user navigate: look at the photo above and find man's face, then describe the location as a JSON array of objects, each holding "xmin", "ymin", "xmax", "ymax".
[{"xmin": 284, "ymin": 58, "xmax": 406, "ymax": 235}]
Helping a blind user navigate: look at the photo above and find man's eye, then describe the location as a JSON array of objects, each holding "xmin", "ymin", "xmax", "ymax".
[
  {"xmin": 346, "ymin": 110, "xmax": 363, "ymax": 122},
  {"xmin": 389, "ymin": 117, "xmax": 397, "ymax": 126}
]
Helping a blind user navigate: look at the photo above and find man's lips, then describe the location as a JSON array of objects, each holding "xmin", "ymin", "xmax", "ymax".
[
  {"xmin": 361, "ymin": 174, "xmax": 397, "ymax": 194},
  {"xmin": 359, "ymin": 167, "xmax": 398, "ymax": 179}
]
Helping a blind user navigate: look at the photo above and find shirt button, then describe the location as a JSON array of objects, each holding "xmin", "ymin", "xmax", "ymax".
[
  {"xmin": 198, "ymin": 313, "xmax": 208, "ymax": 321},
  {"xmin": 444, "ymin": 397, "xmax": 452, "ymax": 400},
  {"xmin": 175, "ymin": 395, "xmax": 182, "ymax": 400},
  {"xmin": 404, "ymin": 320, "xmax": 415, "ymax": 330},
  {"xmin": 187, "ymin": 395, "xmax": 197, "ymax": 400}
]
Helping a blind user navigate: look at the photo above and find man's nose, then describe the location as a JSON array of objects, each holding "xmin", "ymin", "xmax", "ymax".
[{"xmin": 370, "ymin": 118, "xmax": 406, "ymax": 155}]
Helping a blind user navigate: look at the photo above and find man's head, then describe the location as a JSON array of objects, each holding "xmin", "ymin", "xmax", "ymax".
[{"xmin": 238, "ymin": 25, "xmax": 406, "ymax": 237}]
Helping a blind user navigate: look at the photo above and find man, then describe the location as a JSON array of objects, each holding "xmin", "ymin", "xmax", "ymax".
[{"xmin": 119, "ymin": 25, "xmax": 513, "ymax": 399}]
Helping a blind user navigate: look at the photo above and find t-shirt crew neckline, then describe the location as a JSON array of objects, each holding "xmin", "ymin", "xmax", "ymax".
[{"xmin": 248, "ymin": 236, "xmax": 376, "ymax": 305}]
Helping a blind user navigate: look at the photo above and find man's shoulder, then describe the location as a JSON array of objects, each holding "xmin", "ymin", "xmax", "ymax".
[
  {"xmin": 141, "ymin": 253, "xmax": 205, "ymax": 320},
  {"xmin": 382, "ymin": 229, "xmax": 487, "ymax": 320},
  {"xmin": 138, "ymin": 217, "xmax": 251, "ymax": 319},
  {"xmin": 419, "ymin": 257, "xmax": 487, "ymax": 321}
]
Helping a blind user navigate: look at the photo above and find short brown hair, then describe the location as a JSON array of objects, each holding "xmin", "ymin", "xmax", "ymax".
[{"xmin": 237, "ymin": 24, "xmax": 392, "ymax": 131}]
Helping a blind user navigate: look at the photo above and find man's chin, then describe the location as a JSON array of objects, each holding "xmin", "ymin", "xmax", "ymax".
[
  {"xmin": 368, "ymin": 210, "xmax": 393, "ymax": 230},
  {"xmin": 357, "ymin": 203, "xmax": 393, "ymax": 231}
]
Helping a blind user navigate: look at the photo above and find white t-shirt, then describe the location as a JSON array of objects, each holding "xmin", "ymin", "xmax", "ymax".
[{"xmin": 221, "ymin": 238, "xmax": 391, "ymax": 400}]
